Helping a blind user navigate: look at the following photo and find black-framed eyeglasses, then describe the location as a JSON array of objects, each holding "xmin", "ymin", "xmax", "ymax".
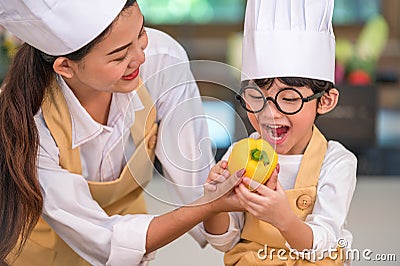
[{"xmin": 236, "ymin": 85, "xmax": 326, "ymax": 115}]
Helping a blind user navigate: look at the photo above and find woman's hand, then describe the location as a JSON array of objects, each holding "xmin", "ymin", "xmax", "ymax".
[
  {"xmin": 201, "ymin": 163, "xmax": 245, "ymax": 235},
  {"xmin": 204, "ymin": 160, "xmax": 230, "ymax": 192},
  {"xmin": 192, "ymin": 160, "xmax": 245, "ymax": 213},
  {"xmin": 200, "ymin": 166, "xmax": 245, "ymax": 213}
]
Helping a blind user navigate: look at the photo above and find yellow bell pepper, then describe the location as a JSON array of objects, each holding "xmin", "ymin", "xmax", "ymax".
[{"xmin": 227, "ymin": 138, "xmax": 278, "ymax": 191}]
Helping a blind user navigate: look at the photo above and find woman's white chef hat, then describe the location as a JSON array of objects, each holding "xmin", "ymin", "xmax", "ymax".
[
  {"xmin": 241, "ymin": 0, "xmax": 336, "ymax": 83},
  {"xmin": 0, "ymin": 0, "xmax": 127, "ymax": 56}
]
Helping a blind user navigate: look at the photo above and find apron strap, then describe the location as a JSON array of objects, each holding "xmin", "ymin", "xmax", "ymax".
[
  {"xmin": 130, "ymin": 79, "xmax": 157, "ymax": 147},
  {"xmin": 42, "ymin": 78, "xmax": 82, "ymax": 174},
  {"xmin": 294, "ymin": 126, "xmax": 328, "ymax": 189}
]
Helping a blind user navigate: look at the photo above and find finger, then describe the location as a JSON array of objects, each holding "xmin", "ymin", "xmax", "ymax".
[
  {"xmin": 235, "ymin": 187, "xmax": 250, "ymax": 209},
  {"xmin": 211, "ymin": 161, "xmax": 226, "ymax": 175},
  {"xmin": 243, "ymin": 177, "xmax": 263, "ymax": 191},
  {"xmin": 196, "ymin": 168, "xmax": 245, "ymax": 205},
  {"xmin": 221, "ymin": 169, "xmax": 230, "ymax": 178},
  {"xmin": 217, "ymin": 161, "xmax": 230, "ymax": 178},
  {"xmin": 214, "ymin": 173, "xmax": 227, "ymax": 183},
  {"xmin": 220, "ymin": 160, "xmax": 228, "ymax": 169},
  {"xmin": 241, "ymin": 177, "xmax": 273, "ymax": 197},
  {"xmin": 213, "ymin": 164, "xmax": 225, "ymax": 175},
  {"xmin": 235, "ymin": 185, "xmax": 263, "ymax": 211},
  {"xmin": 265, "ymin": 166, "xmax": 279, "ymax": 191},
  {"xmin": 208, "ymin": 172, "xmax": 229, "ymax": 186},
  {"xmin": 236, "ymin": 182, "xmax": 263, "ymax": 203},
  {"xmin": 275, "ymin": 180, "xmax": 285, "ymax": 193},
  {"xmin": 207, "ymin": 171, "xmax": 226, "ymax": 183},
  {"xmin": 203, "ymin": 182, "xmax": 217, "ymax": 192},
  {"xmin": 212, "ymin": 168, "xmax": 245, "ymax": 198},
  {"xmin": 236, "ymin": 184, "xmax": 272, "ymax": 215}
]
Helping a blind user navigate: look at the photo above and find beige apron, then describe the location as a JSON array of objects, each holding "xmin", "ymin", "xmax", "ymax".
[
  {"xmin": 225, "ymin": 127, "xmax": 344, "ymax": 266},
  {"xmin": 12, "ymin": 79, "xmax": 158, "ymax": 266}
]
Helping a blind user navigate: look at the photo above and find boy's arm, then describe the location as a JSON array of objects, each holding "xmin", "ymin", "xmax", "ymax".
[
  {"xmin": 275, "ymin": 202, "xmax": 314, "ymax": 250},
  {"xmin": 200, "ymin": 162, "xmax": 245, "ymax": 251},
  {"xmin": 203, "ymin": 213, "xmax": 230, "ymax": 235},
  {"xmin": 203, "ymin": 161, "xmax": 241, "ymax": 235},
  {"xmin": 200, "ymin": 212, "xmax": 244, "ymax": 252},
  {"xmin": 239, "ymin": 174, "xmax": 313, "ymax": 251}
]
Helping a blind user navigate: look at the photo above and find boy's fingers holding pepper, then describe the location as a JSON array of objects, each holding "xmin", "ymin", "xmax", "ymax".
[
  {"xmin": 241, "ymin": 177, "xmax": 276, "ymax": 197},
  {"xmin": 265, "ymin": 163, "xmax": 280, "ymax": 191}
]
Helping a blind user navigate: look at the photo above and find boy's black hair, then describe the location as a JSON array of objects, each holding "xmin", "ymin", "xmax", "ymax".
[{"xmin": 242, "ymin": 77, "xmax": 333, "ymax": 95}]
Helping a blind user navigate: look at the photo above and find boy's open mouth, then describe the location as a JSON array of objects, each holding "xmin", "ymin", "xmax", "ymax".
[{"xmin": 266, "ymin": 124, "xmax": 289, "ymax": 142}]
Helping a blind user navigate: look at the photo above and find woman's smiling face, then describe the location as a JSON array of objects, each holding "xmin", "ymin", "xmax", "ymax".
[{"xmin": 66, "ymin": 3, "xmax": 148, "ymax": 95}]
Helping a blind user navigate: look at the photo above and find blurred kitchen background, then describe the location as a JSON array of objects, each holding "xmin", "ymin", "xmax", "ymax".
[
  {"xmin": 1, "ymin": 0, "xmax": 399, "ymax": 174},
  {"xmin": 134, "ymin": 0, "xmax": 400, "ymax": 176},
  {"xmin": 1, "ymin": 0, "xmax": 399, "ymax": 265}
]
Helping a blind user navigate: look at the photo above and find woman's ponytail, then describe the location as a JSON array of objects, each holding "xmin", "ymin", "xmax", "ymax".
[{"xmin": 0, "ymin": 43, "xmax": 52, "ymax": 264}]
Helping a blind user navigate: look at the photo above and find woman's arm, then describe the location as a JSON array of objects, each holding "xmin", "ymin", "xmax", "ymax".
[
  {"xmin": 145, "ymin": 169, "xmax": 244, "ymax": 253},
  {"xmin": 202, "ymin": 161, "xmax": 235, "ymax": 235}
]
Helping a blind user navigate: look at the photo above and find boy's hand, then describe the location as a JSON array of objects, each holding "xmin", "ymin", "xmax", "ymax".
[
  {"xmin": 234, "ymin": 165, "xmax": 293, "ymax": 230},
  {"xmin": 264, "ymin": 163, "xmax": 280, "ymax": 191}
]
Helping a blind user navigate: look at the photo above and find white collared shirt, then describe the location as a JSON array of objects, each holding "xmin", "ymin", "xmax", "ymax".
[
  {"xmin": 35, "ymin": 28, "xmax": 214, "ymax": 266},
  {"xmin": 200, "ymin": 131, "xmax": 357, "ymax": 264}
]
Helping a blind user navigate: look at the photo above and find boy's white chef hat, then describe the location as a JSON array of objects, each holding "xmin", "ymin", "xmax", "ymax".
[
  {"xmin": 241, "ymin": 0, "xmax": 335, "ymax": 83},
  {"xmin": 0, "ymin": 0, "xmax": 127, "ymax": 56}
]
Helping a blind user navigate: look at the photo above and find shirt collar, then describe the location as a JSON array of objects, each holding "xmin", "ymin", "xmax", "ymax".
[{"xmin": 56, "ymin": 75, "xmax": 144, "ymax": 148}]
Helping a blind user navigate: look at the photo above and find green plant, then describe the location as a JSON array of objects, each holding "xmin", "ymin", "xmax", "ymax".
[{"xmin": 0, "ymin": 28, "xmax": 21, "ymax": 83}]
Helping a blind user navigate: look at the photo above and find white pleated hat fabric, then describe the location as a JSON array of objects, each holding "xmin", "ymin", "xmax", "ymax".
[
  {"xmin": 241, "ymin": 0, "xmax": 336, "ymax": 83},
  {"xmin": 0, "ymin": 0, "xmax": 127, "ymax": 56}
]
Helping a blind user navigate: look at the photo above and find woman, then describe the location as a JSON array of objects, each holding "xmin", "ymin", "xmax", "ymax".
[{"xmin": 0, "ymin": 0, "xmax": 242, "ymax": 265}]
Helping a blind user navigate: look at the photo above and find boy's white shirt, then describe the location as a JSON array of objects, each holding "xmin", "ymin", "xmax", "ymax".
[
  {"xmin": 35, "ymin": 28, "xmax": 214, "ymax": 266},
  {"xmin": 200, "ymin": 131, "xmax": 357, "ymax": 263}
]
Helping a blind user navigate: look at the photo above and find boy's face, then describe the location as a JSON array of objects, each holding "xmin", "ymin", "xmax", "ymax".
[{"xmin": 247, "ymin": 79, "xmax": 321, "ymax": 155}]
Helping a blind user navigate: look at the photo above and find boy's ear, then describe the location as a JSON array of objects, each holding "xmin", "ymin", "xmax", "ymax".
[
  {"xmin": 53, "ymin": 57, "xmax": 76, "ymax": 79},
  {"xmin": 317, "ymin": 88, "xmax": 339, "ymax": 115}
]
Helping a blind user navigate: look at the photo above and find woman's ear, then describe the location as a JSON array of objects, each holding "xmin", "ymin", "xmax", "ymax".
[
  {"xmin": 317, "ymin": 88, "xmax": 339, "ymax": 115},
  {"xmin": 53, "ymin": 57, "xmax": 76, "ymax": 79}
]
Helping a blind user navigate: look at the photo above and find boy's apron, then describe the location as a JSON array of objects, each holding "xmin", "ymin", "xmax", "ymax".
[
  {"xmin": 12, "ymin": 79, "xmax": 158, "ymax": 266},
  {"xmin": 225, "ymin": 127, "xmax": 344, "ymax": 266}
]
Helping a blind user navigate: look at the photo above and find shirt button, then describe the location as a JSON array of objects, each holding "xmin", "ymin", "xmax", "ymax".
[
  {"xmin": 147, "ymin": 135, "xmax": 157, "ymax": 150},
  {"xmin": 296, "ymin": 194, "xmax": 313, "ymax": 210}
]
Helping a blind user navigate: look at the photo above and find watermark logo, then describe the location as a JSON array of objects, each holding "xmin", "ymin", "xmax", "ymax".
[{"xmin": 257, "ymin": 238, "xmax": 397, "ymax": 262}]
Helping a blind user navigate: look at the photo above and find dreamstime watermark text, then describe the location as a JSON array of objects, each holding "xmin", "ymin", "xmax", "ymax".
[{"xmin": 257, "ymin": 238, "xmax": 397, "ymax": 262}]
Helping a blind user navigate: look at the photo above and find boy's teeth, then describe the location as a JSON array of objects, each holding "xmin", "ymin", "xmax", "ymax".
[
  {"xmin": 266, "ymin": 125, "xmax": 287, "ymax": 141},
  {"xmin": 268, "ymin": 124, "xmax": 284, "ymax": 128}
]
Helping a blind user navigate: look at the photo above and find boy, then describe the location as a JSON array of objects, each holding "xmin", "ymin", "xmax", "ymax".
[{"xmin": 201, "ymin": 0, "xmax": 357, "ymax": 265}]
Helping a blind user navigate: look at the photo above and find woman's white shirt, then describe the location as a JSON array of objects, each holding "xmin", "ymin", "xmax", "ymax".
[
  {"xmin": 200, "ymin": 131, "xmax": 357, "ymax": 263},
  {"xmin": 35, "ymin": 28, "xmax": 214, "ymax": 266}
]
